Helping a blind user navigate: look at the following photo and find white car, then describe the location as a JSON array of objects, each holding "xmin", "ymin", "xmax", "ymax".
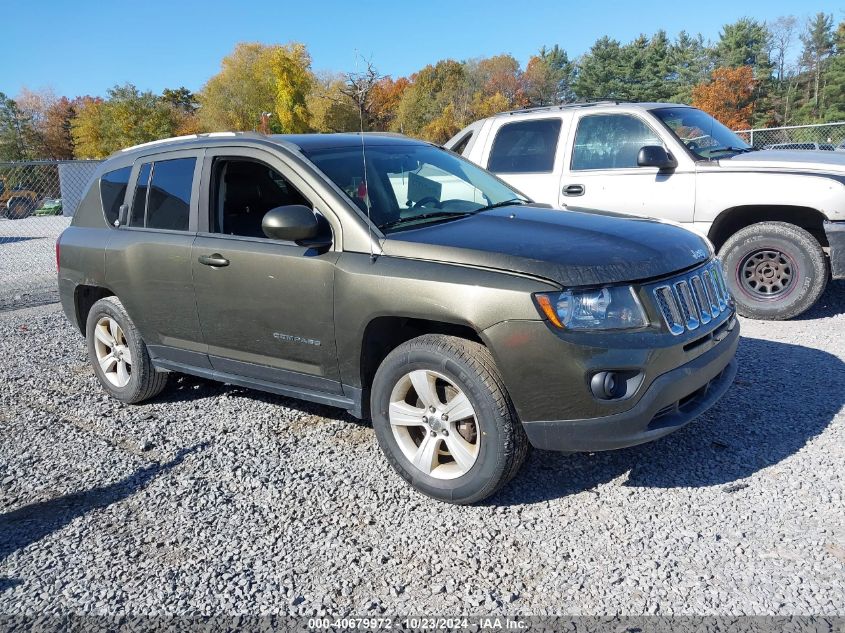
[{"xmin": 446, "ymin": 102, "xmax": 845, "ymax": 320}]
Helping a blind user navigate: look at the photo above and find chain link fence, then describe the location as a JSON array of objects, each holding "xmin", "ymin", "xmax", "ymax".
[
  {"xmin": 0, "ymin": 160, "xmax": 102, "ymax": 310},
  {"xmin": 734, "ymin": 122, "xmax": 845, "ymax": 150}
]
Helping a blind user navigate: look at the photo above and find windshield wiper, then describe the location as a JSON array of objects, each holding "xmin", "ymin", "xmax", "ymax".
[
  {"xmin": 707, "ymin": 146, "xmax": 755, "ymax": 157},
  {"xmin": 472, "ymin": 198, "xmax": 530, "ymax": 213},
  {"xmin": 378, "ymin": 210, "xmax": 475, "ymax": 231}
]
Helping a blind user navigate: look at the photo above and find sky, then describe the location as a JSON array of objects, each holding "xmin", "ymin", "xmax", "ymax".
[{"xmin": 3, "ymin": 0, "xmax": 842, "ymax": 99}]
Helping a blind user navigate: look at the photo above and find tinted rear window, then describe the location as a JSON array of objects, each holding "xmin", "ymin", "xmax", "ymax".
[
  {"xmin": 146, "ymin": 158, "xmax": 195, "ymax": 231},
  {"xmin": 487, "ymin": 119, "xmax": 562, "ymax": 173},
  {"xmin": 100, "ymin": 166, "xmax": 131, "ymax": 226}
]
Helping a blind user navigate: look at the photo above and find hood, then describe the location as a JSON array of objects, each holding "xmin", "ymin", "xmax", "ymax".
[
  {"xmin": 719, "ymin": 149, "xmax": 845, "ymax": 174},
  {"xmin": 382, "ymin": 206, "xmax": 711, "ymax": 287}
]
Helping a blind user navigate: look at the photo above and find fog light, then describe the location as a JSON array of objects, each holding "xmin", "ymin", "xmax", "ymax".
[{"xmin": 590, "ymin": 370, "xmax": 641, "ymax": 400}]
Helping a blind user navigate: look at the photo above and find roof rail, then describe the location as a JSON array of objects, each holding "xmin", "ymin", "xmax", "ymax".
[
  {"xmin": 120, "ymin": 131, "xmax": 263, "ymax": 153},
  {"xmin": 120, "ymin": 134, "xmax": 199, "ymax": 152},
  {"xmin": 498, "ymin": 100, "xmax": 625, "ymax": 116}
]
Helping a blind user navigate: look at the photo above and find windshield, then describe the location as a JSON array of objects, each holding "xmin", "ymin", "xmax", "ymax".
[
  {"xmin": 303, "ymin": 143, "xmax": 527, "ymax": 233},
  {"xmin": 652, "ymin": 107, "xmax": 752, "ymax": 159}
]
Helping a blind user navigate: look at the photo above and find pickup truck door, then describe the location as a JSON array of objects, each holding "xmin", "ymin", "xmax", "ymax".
[
  {"xmin": 560, "ymin": 112, "xmax": 696, "ymax": 225},
  {"xmin": 191, "ymin": 147, "xmax": 343, "ymax": 394},
  {"xmin": 480, "ymin": 117, "xmax": 569, "ymax": 204}
]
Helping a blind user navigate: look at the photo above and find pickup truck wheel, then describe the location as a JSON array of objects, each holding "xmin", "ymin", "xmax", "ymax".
[
  {"xmin": 719, "ymin": 221, "xmax": 827, "ymax": 320},
  {"xmin": 86, "ymin": 297, "xmax": 168, "ymax": 404},
  {"xmin": 370, "ymin": 334, "xmax": 528, "ymax": 504}
]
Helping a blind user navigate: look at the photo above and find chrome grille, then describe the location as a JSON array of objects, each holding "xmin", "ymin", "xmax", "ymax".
[{"xmin": 653, "ymin": 261, "xmax": 732, "ymax": 335}]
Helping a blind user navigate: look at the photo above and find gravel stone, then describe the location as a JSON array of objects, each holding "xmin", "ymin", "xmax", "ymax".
[{"xmin": 0, "ymin": 282, "xmax": 843, "ymax": 616}]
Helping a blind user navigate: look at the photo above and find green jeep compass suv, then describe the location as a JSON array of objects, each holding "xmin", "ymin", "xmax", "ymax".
[{"xmin": 57, "ymin": 132, "xmax": 738, "ymax": 503}]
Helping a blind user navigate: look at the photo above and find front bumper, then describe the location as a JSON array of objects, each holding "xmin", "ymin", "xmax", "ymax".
[
  {"xmin": 521, "ymin": 323, "xmax": 738, "ymax": 451},
  {"xmin": 825, "ymin": 220, "xmax": 845, "ymax": 279}
]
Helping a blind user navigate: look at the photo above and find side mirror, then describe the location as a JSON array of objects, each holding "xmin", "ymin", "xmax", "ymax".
[
  {"xmin": 637, "ymin": 146, "xmax": 677, "ymax": 171},
  {"xmin": 261, "ymin": 205, "xmax": 331, "ymax": 247}
]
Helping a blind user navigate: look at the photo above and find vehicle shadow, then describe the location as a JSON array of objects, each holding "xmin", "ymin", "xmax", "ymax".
[
  {"xmin": 794, "ymin": 279, "xmax": 845, "ymax": 320},
  {"xmin": 0, "ymin": 443, "xmax": 206, "ymax": 590},
  {"xmin": 490, "ymin": 336, "xmax": 844, "ymax": 505},
  {"xmin": 157, "ymin": 373, "xmax": 364, "ymax": 426}
]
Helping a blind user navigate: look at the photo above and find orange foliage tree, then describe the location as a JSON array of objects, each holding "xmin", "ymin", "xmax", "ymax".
[{"xmin": 691, "ymin": 66, "xmax": 757, "ymax": 130}]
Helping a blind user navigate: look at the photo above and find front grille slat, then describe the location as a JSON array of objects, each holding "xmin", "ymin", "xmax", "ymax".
[
  {"xmin": 673, "ymin": 280, "xmax": 700, "ymax": 331},
  {"xmin": 653, "ymin": 260, "xmax": 733, "ymax": 336}
]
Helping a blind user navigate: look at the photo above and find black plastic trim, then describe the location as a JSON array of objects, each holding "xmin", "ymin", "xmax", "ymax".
[
  {"xmin": 824, "ymin": 220, "xmax": 845, "ymax": 279},
  {"xmin": 151, "ymin": 357, "xmax": 361, "ymax": 416}
]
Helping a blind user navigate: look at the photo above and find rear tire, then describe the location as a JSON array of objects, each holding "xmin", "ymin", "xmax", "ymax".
[
  {"xmin": 86, "ymin": 296, "xmax": 168, "ymax": 404},
  {"xmin": 719, "ymin": 221, "xmax": 827, "ymax": 320},
  {"xmin": 370, "ymin": 334, "xmax": 528, "ymax": 504}
]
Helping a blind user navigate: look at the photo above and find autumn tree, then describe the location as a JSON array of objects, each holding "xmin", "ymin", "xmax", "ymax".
[
  {"xmin": 395, "ymin": 60, "xmax": 466, "ymax": 141},
  {"xmin": 370, "ymin": 76, "xmax": 410, "ymax": 131},
  {"xmin": 307, "ymin": 72, "xmax": 359, "ymax": 133},
  {"xmin": 691, "ymin": 66, "xmax": 757, "ymax": 130},
  {"xmin": 199, "ymin": 42, "xmax": 312, "ymax": 133},
  {"xmin": 69, "ymin": 97, "xmax": 107, "ymax": 158},
  {"xmin": 42, "ymin": 97, "xmax": 76, "ymax": 159}
]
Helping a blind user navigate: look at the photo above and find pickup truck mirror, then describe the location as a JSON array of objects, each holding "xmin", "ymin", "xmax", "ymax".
[
  {"xmin": 637, "ymin": 146, "xmax": 677, "ymax": 171},
  {"xmin": 262, "ymin": 205, "xmax": 332, "ymax": 248}
]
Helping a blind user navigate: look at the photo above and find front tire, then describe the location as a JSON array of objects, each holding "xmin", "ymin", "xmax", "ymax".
[
  {"xmin": 719, "ymin": 221, "xmax": 827, "ymax": 320},
  {"xmin": 86, "ymin": 296, "xmax": 168, "ymax": 404},
  {"xmin": 370, "ymin": 334, "xmax": 528, "ymax": 504}
]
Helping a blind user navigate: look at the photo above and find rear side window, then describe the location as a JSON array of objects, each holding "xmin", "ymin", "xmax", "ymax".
[
  {"xmin": 100, "ymin": 166, "xmax": 131, "ymax": 226},
  {"xmin": 130, "ymin": 163, "xmax": 151, "ymax": 226},
  {"xmin": 146, "ymin": 158, "xmax": 195, "ymax": 231},
  {"xmin": 487, "ymin": 119, "xmax": 562, "ymax": 173}
]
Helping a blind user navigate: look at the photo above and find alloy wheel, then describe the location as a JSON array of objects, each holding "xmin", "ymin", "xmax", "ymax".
[
  {"xmin": 388, "ymin": 369, "xmax": 480, "ymax": 480},
  {"xmin": 93, "ymin": 316, "xmax": 132, "ymax": 387}
]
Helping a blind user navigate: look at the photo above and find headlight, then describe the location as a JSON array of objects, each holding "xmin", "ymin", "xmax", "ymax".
[{"xmin": 534, "ymin": 286, "xmax": 648, "ymax": 330}]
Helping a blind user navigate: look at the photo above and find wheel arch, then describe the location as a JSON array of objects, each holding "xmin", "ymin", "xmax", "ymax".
[
  {"xmin": 358, "ymin": 316, "xmax": 484, "ymax": 416},
  {"xmin": 73, "ymin": 285, "xmax": 115, "ymax": 335},
  {"xmin": 708, "ymin": 205, "xmax": 828, "ymax": 252}
]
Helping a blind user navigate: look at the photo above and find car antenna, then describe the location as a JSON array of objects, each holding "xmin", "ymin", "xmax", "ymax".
[{"xmin": 354, "ymin": 50, "xmax": 377, "ymax": 263}]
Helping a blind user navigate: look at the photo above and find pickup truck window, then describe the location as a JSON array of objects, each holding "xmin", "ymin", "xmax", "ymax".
[
  {"xmin": 100, "ymin": 166, "xmax": 131, "ymax": 226},
  {"xmin": 487, "ymin": 119, "xmax": 561, "ymax": 173},
  {"xmin": 572, "ymin": 114, "xmax": 662, "ymax": 170}
]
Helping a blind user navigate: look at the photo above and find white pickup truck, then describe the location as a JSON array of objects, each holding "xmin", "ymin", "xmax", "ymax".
[{"xmin": 446, "ymin": 102, "xmax": 845, "ymax": 320}]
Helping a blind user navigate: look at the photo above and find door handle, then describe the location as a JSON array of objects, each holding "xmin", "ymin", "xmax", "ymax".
[
  {"xmin": 198, "ymin": 254, "xmax": 230, "ymax": 267},
  {"xmin": 562, "ymin": 184, "xmax": 585, "ymax": 197}
]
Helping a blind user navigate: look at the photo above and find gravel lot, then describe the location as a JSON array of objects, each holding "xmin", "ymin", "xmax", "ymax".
[
  {"xmin": 0, "ymin": 216, "xmax": 70, "ymax": 309},
  {"xmin": 0, "ymin": 283, "xmax": 843, "ymax": 617}
]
